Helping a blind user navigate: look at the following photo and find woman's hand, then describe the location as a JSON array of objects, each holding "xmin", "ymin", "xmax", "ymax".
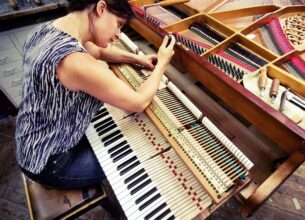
[
  {"xmin": 136, "ymin": 54, "xmax": 158, "ymax": 70},
  {"xmin": 134, "ymin": 35, "xmax": 175, "ymax": 70},
  {"xmin": 157, "ymin": 35, "xmax": 175, "ymax": 67}
]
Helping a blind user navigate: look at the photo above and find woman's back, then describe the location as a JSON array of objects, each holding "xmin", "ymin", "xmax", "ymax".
[{"xmin": 16, "ymin": 22, "xmax": 102, "ymax": 174}]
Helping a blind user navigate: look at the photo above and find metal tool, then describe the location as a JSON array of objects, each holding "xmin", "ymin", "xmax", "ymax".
[
  {"xmin": 279, "ymin": 88, "xmax": 289, "ymax": 112},
  {"xmin": 287, "ymin": 92, "xmax": 305, "ymax": 111}
]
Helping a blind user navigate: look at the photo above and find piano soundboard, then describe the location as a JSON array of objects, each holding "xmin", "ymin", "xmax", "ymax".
[{"xmin": 85, "ymin": 33, "xmax": 253, "ymax": 219}]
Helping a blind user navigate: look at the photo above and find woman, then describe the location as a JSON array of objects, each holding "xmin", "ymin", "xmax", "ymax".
[{"xmin": 15, "ymin": 0, "xmax": 175, "ymax": 189}]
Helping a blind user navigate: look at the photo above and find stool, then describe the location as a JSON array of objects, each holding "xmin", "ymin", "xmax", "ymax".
[{"xmin": 22, "ymin": 173, "xmax": 116, "ymax": 220}]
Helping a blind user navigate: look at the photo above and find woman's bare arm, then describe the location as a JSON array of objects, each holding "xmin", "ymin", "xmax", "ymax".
[
  {"xmin": 84, "ymin": 41, "xmax": 157, "ymax": 70},
  {"xmin": 57, "ymin": 36, "xmax": 175, "ymax": 112}
]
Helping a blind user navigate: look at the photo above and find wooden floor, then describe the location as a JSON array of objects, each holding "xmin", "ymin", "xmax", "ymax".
[{"xmin": 0, "ymin": 115, "xmax": 304, "ymax": 220}]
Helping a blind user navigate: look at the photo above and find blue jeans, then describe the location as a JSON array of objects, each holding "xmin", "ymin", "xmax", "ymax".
[{"xmin": 22, "ymin": 136, "xmax": 106, "ymax": 189}]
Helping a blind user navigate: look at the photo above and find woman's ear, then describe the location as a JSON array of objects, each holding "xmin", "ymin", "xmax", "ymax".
[{"xmin": 95, "ymin": 0, "xmax": 107, "ymax": 16}]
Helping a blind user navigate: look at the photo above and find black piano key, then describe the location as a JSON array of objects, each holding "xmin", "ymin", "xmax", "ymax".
[
  {"xmin": 102, "ymin": 129, "xmax": 121, "ymax": 142},
  {"xmin": 135, "ymin": 187, "xmax": 157, "ymax": 204},
  {"xmin": 120, "ymin": 160, "xmax": 140, "ymax": 176},
  {"xmin": 130, "ymin": 179, "xmax": 152, "ymax": 195},
  {"xmin": 125, "ymin": 168, "xmax": 145, "ymax": 184},
  {"xmin": 91, "ymin": 108, "xmax": 107, "ymax": 122},
  {"xmin": 108, "ymin": 140, "xmax": 128, "ymax": 153},
  {"xmin": 139, "ymin": 193, "xmax": 161, "ymax": 211},
  {"xmin": 95, "ymin": 117, "xmax": 112, "ymax": 130},
  {"xmin": 117, "ymin": 156, "xmax": 137, "ymax": 170},
  {"xmin": 113, "ymin": 149, "xmax": 133, "ymax": 163},
  {"xmin": 110, "ymin": 145, "xmax": 130, "ymax": 158},
  {"xmin": 167, "ymin": 215, "xmax": 175, "ymax": 220},
  {"xmin": 155, "ymin": 208, "xmax": 172, "ymax": 220},
  {"xmin": 144, "ymin": 202, "xmax": 167, "ymax": 220},
  {"xmin": 92, "ymin": 108, "xmax": 105, "ymax": 119},
  {"xmin": 104, "ymin": 133, "xmax": 124, "ymax": 146},
  {"xmin": 94, "ymin": 108, "xmax": 109, "ymax": 120},
  {"xmin": 98, "ymin": 124, "xmax": 117, "ymax": 136},
  {"xmin": 91, "ymin": 111, "xmax": 109, "ymax": 123},
  {"xmin": 127, "ymin": 173, "xmax": 149, "ymax": 190}
]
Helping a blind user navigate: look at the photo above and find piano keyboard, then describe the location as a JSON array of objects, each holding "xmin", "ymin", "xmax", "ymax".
[
  {"xmin": 86, "ymin": 33, "xmax": 254, "ymax": 218},
  {"xmin": 86, "ymin": 104, "xmax": 214, "ymax": 219}
]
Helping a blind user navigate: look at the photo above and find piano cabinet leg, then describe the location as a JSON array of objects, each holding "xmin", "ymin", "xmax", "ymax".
[{"xmin": 240, "ymin": 151, "xmax": 305, "ymax": 216}]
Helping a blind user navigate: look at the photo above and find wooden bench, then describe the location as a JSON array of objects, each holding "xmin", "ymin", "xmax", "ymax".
[{"xmin": 22, "ymin": 173, "xmax": 117, "ymax": 220}]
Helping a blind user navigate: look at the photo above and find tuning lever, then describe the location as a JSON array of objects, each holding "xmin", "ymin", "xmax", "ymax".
[
  {"xmin": 279, "ymin": 88, "xmax": 289, "ymax": 112},
  {"xmin": 166, "ymin": 35, "xmax": 174, "ymax": 47}
]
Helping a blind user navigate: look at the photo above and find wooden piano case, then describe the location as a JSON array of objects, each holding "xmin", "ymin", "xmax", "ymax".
[{"xmin": 128, "ymin": 0, "xmax": 305, "ymax": 217}]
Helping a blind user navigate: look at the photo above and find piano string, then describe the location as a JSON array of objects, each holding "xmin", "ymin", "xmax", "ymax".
[{"xmin": 132, "ymin": 4, "xmax": 267, "ymax": 82}]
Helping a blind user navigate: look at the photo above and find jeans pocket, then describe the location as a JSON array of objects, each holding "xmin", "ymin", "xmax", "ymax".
[{"xmin": 46, "ymin": 152, "xmax": 72, "ymax": 176}]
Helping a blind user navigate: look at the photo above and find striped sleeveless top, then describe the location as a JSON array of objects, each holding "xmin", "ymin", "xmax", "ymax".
[{"xmin": 15, "ymin": 21, "xmax": 102, "ymax": 174}]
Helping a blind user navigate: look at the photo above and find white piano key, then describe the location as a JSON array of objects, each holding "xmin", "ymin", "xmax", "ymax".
[{"xmin": 128, "ymin": 196, "xmax": 167, "ymax": 220}]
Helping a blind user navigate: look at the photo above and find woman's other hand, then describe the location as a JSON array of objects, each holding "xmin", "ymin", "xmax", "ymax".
[{"xmin": 136, "ymin": 54, "xmax": 158, "ymax": 70}]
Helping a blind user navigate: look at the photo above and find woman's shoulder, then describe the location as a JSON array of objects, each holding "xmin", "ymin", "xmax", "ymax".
[
  {"xmin": 25, "ymin": 21, "xmax": 78, "ymax": 49},
  {"xmin": 26, "ymin": 22, "xmax": 55, "ymax": 42},
  {"xmin": 23, "ymin": 21, "xmax": 84, "ymax": 59}
]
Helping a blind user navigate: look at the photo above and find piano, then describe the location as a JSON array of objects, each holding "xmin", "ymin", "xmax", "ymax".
[
  {"xmin": 126, "ymin": 0, "xmax": 305, "ymax": 216},
  {"xmin": 85, "ymin": 34, "xmax": 256, "ymax": 219}
]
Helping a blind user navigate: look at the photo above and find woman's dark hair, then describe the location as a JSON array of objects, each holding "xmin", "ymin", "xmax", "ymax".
[{"xmin": 68, "ymin": 0, "xmax": 133, "ymax": 19}]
